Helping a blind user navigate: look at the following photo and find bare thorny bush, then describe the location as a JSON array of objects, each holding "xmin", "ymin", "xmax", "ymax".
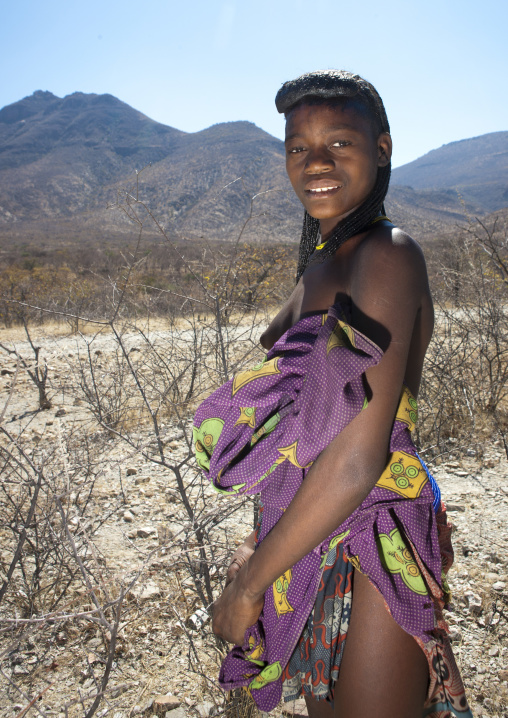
[
  {"xmin": 0, "ymin": 174, "xmax": 293, "ymax": 717},
  {"xmin": 0, "ymin": 424, "xmax": 138, "ymax": 717},
  {"xmin": 0, "ymin": 168, "xmax": 506, "ymax": 717},
  {"xmin": 417, "ymin": 213, "xmax": 508, "ymax": 461}
]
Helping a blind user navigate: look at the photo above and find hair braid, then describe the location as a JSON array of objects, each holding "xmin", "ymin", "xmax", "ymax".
[{"xmin": 275, "ymin": 70, "xmax": 391, "ymax": 282}]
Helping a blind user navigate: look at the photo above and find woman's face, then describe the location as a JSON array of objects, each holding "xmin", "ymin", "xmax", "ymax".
[{"xmin": 284, "ymin": 101, "xmax": 392, "ymax": 239}]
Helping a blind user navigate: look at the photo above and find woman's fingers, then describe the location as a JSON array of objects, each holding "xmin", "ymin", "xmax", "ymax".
[
  {"xmin": 225, "ymin": 543, "xmax": 255, "ymax": 585},
  {"xmin": 212, "ymin": 576, "xmax": 264, "ymax": 645},
  {"xmin": 215, "ymin": 535, "xmax": 261, "ymax": 643}
]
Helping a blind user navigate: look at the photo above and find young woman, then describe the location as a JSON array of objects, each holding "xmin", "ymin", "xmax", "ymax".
[{"xmin": 196, "ymin": 70, "xmax": 471, "ymax": 718}]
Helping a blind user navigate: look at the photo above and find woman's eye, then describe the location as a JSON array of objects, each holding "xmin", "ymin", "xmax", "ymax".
[{"xmin": 331, "ymin": 140, "xmax": 350, "ymax": 148}]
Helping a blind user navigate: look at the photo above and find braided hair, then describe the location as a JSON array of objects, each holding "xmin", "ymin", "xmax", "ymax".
[{"xmin": 275, "ymin": 70, "xmax": 391, "ymax": 282}]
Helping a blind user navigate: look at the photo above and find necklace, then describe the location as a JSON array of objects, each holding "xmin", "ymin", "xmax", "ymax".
[{"xmin": 314, "ymin": 214, "xmax": 392, "ymax": 252}]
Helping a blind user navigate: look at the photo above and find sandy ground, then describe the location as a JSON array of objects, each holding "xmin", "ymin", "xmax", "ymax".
[{"xmin": 0, "ymin": 322, "xmax": 507, "ymax": 718}]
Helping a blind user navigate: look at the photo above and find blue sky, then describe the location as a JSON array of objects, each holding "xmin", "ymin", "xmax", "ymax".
[{"xmin": 1, "ymin": 0, "xmax": 506, "ymax": 167}]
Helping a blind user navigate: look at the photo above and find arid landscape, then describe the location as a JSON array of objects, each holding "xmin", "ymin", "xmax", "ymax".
[
  {"xmin": 0, "ymin": 90, "xmax": 508, "ymax": 718},
  {"xmin": 0, "ymin": 305, "xmax": 507, "ymax": 718}
]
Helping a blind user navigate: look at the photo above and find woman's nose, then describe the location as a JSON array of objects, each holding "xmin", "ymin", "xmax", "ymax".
[{"xmin": 304, "ymin": 148, "xmax": 334, "ymax": 174}]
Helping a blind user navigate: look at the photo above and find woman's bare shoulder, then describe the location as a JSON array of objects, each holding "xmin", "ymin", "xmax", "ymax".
[
  {"xmin": 352, "ymin": 225, "xmax": 429, "ymax": 299},
  {"xmin": 348, "ymin": 224, "xmax": 433, "ymax": 354},
  {"xmin": 356, "ymin": 224, "xmax": 426, "ymax": 264}
]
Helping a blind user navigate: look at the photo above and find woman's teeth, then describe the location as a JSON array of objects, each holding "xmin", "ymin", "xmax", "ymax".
[{"xmin": 308, "ymin": 186, "xmax": 338, "ymax": 194}]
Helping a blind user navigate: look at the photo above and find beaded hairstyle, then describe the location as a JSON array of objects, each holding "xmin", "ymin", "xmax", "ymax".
[{"xmin": 275, "ymin": 70, "xmax": 391, "ymax": 282}]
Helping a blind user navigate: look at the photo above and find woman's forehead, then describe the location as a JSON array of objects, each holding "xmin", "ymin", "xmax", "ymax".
[{"xmin": 285, "ymin": 100, "xmax": 376, "ymax": 138}]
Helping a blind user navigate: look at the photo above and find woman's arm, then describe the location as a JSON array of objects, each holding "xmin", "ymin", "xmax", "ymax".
[{"xmin": 212, "ymin": 231, "xmax": 432, "ymax": 644}]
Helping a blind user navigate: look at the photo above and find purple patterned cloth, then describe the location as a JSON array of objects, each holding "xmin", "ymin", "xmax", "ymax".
[{"xmin": 193, "ymin": 303, "xmax": 444, "ymax": 712}]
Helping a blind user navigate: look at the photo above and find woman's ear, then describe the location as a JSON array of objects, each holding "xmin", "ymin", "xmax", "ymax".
[{"xmin": 377, "ymin": 133, "xmax": 392, "ymax": 167}]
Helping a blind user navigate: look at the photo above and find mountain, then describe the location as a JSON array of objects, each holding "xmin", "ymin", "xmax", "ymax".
[
  {"xmin": 0, "ymin": 90, "xmax": 298, "ymax": 242},
  {"xmin": 0, "ymin": 91, "xmax": 506, "ymax": 245},
  {"xmin": 391, "ymin": 131, "xmax": 508, "ymax": 212},
  {"xmin": 102, "ymin": 120, "xmax": 299, "ymax": 241},
  {"xmin": 0, "ymin": 90, "xmax": 184, "ymax": 223},
  {"xmin": 0, "ymin": 90, "xmax": 185, "ymax": 171}
]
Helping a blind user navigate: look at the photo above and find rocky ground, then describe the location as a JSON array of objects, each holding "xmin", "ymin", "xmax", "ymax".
[{"xmin": 0, "ymin": 323, "xmax": 507, "ymax": 718}]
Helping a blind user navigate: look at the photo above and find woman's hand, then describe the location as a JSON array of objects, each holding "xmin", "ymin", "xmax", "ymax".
[
  {"xmin": 212, "ymin": 564, "xmax": 265, "ymax": 645},
  {"xmin": 225, "ymin": 531, "xmax": 256, "ymax": 586}
]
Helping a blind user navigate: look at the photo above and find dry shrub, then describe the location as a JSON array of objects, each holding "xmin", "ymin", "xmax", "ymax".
[
  {"xmin": 0, "ymin": 177, "xmax": 280, "ymax": 716},
  {"xmin": 417, "ymin": 214, "xmax": 508, "ymax": 459}
]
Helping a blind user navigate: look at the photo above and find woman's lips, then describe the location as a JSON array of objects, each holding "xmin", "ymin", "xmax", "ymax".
[{"xmin": 304, "ymin": 184, "xmax": 341, "ymax": 198}]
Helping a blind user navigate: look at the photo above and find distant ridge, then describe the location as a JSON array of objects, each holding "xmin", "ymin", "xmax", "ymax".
[
  {"xmin": 0, "ymin": 91, "xmax": 506, "ymax": 244},
  {"xmin": 0, "ymin": 90, "xmax": 184, "ymax": 172},
  {"xmin": 0, "ymin": 91, "xmax": 297, "ymax": 240},
  {"xmin": 391, "ymin": 131, "xmax": 508, "ymax": 212}
]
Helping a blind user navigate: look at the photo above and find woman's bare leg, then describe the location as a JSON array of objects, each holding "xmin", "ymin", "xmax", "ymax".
[
  {"xmin": 304, "ymin": 695, "xmax": 334, "ymax": 718},
  {"xmin": 334, "ymin": 569, "xmax": 428, "ymax": 718}
]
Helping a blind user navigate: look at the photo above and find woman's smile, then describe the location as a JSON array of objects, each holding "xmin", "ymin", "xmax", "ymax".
[{"xmin": 304, "ymin": 181, "xmax": 342, "ymax": 197}]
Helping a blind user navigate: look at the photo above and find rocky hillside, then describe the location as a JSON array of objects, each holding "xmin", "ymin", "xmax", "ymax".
[
  {"xmin": 0, "ymin": 91, "xmax": 297, "ymax": 242},
  {"xmin": 391, "ymin": 131, "xmax": 508, "ymax": 212},
  {"xmin": 0, "ymin": 91, "xmax": 184, "ymax": 220},
  {"xmin": 0, "ymin": 91, "xmax": 506, "ymax": 244}
]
